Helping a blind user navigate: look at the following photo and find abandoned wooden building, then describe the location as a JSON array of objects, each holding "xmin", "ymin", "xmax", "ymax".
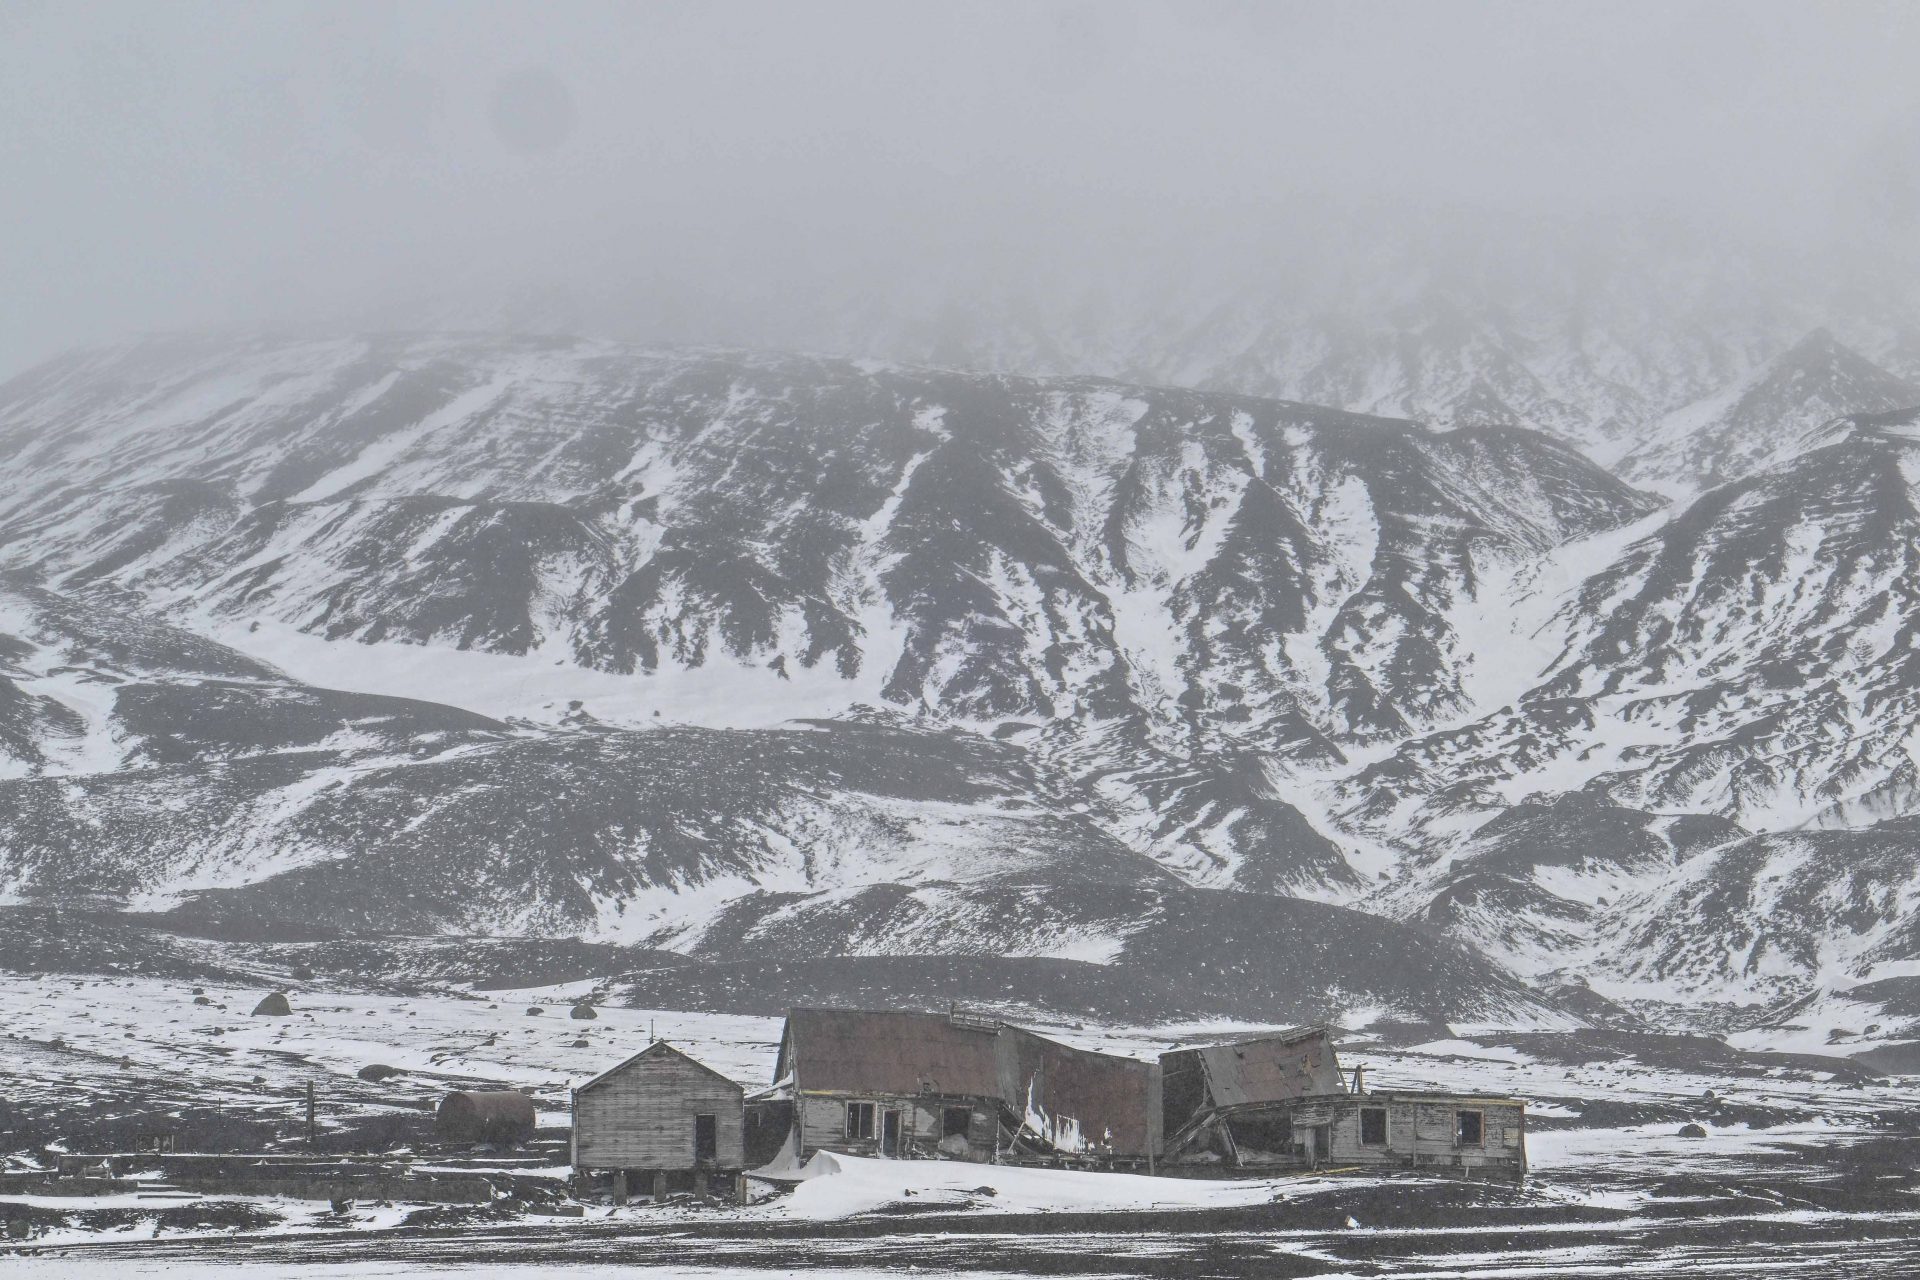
[
  {"xmin": 563, "ymin": 1011, "xmax": 1525, "ymax": 1188},
  {"xmin": 572, "ymin": 1041, "xmax": 745, "ymax": 1200},
  {"xmin": 745, "ymin": 1006, "xmax": 1159, "ymax": 1168},
  {"xmin": 1281, "ymin": 1088, "xmax": 1527, "ymax": 1179},
  {"xmin": 1161, "ymin": 1026, "xmax": 1343, "ymax": 1166},
  {"xmin": 1160, "ymin": 1028, "xmax": 1526, "ymax": 1178}
]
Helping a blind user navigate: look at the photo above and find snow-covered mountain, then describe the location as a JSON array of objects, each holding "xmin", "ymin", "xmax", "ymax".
[
  {"xmin": 1, "ymin": 332, "xmax": 1917, "ymax": 1035},
  {"xmin": 0, "ymin": 335, "xmax": 1659, "ymax": 893},
  {"xmin": 1330, "ymin": 407, "xmax": 1920, "ymax": 1019},
  {"xmin": 1619, "ymin": 330, "xmax": 1919, "ymax": 491},
  {"xmin": 0, "ymin": 568, "xmax": 1578, "ymax": 1024}
]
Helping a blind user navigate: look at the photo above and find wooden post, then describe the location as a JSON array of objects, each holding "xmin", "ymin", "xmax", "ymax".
[
  {"xmin": 305, "ymin": 1081, "xmax": 317, "ymax": 1148},
  {"xmin": 652, "ymin": 1170, "xmax": 668, "ymax": 1202},
  {"xmin": 611, "ymin": 1170, "xmax": 628, "ymax": 1205}
]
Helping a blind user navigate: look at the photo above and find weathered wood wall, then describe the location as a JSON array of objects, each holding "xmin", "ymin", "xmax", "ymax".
[
  {"xmin": 1288, "ymin": 1094, "xmax": 1525, "ymax": 1174},
  {"xmin": 795, "ymin": 1094, "xmax": 996, "ymax": 1161},
  {"xmin": 574, "ymin": 1051, "xmax": 744, "ymax": 1171}
]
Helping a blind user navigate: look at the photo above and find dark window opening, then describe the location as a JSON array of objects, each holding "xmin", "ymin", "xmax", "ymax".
[
  {"xmin": 1456, "ymin": 1110, "xmax": 1484, "ymax": 1147},
  {"xmin": 1359, "ymin": 1106, "xmax": 1388, "ymax": 1146},
  {"xmin": 694, "ymin": 1113, "xmax": 717, "ymax": 1161},
  {"xmin": 942, "ymin": 1107, "xmax": 972, "ymax": 1139},
  {"xmin": 881, "ymin": 1107, "xmax": 903, "ymax": 1156},
  {"xmin": 845, "ymin": 1101, "xmax": 876, "ymax": 1141},
  {"xmin": 1161, "ymin": 1060, "xmax": 1207, "ymax": 1136}
]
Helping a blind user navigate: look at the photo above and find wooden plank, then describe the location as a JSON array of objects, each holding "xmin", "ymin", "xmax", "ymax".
[{"xmin": 574, "ymin": 1047, "xmax": 744, "ymax": 1170}]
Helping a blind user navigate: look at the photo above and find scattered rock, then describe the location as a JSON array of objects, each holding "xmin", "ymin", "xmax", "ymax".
[
  {"xmin": 251, "ymin": 992, "xmax": 292, "ymax": 1016},
  {"xmin": 526, "ymin": 1007, "xmax": 544, "ymax": 1017},
  {"xmin": 569, "ymin": 1004, "xmax": 597, "ymax": 1021},
  {"xmin": 358, "ymin": 1064, "xmax": 403, "ymax": 1083},
  {"xmin": 1678, "ymin": 1123, "xmax": 1708, "ymax": 1138},
  {"xmin": 292, "ymin": 964, "xmax": 315, "ymax": 981}
]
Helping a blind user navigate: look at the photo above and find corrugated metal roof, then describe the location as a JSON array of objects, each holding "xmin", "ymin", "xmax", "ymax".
[
  {"xmin": 1177, "ymin": 1028, "xmax": 1343, "ymax": 1108},
  {"xmin": 775, "ymin": 1008, "xmax": 1157, "ymax": 1157},
  {"xmin": 779, "ymin": 1008, "xmax": 1002, "ymax": 1098}
]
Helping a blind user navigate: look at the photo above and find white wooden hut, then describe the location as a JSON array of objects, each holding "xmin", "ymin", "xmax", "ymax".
[{"xmin": 572, "ymin": 1041, "xmax": 744, "ymax": 1201}]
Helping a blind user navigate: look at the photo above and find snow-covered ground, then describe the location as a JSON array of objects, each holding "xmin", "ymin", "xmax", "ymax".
[
  {"xmin": 0, "ymin": 971, "xmax": 783, "ymax": 1123},
  {"xmin": 5, "ymin": 972, "xmax": 1910, "ymax": 1192}
]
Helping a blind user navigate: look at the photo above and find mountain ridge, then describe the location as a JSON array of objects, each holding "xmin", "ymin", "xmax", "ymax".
[{"xmin": 2, "ymin": 332, "xmax": 1916, "ymax": 1040}]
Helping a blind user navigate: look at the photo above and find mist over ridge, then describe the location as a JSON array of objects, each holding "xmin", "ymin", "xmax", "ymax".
[{"xmin": 5, "ymin": 0, "xmax": 1918, "ymax": 402}]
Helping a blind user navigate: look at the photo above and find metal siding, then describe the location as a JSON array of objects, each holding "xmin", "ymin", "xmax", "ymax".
[
  {"xmin": 779, "ymin": 1009, "xmax": 1154, "ymax": 1160},
  {"xmin": 785, "ymin": 1008, "xmax": 1001, "ymax": 1096},
  {"xmin": 1190, "ymin": 1030, "xmax": 1343, "ymax": 1107},
  {"xmin": 998, "ymin": 1027, "xmax": 1155, "ymax": 1157},
  {"xmin": 435, "ymin": 1091, "xmax": 536, "ymax": 1144}
]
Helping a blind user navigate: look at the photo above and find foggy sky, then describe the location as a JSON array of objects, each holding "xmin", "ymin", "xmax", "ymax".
[{"xmin": 3, "ymin": 0, "xmax": 1917, "ymax": 377}]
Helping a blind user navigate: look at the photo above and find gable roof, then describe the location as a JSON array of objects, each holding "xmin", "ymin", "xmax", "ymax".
[
  {"xmin": 777, "ymin": 1007, "xmax": 1001, "ymax": 1097},
  {"xmin": 576, "ymin": 1040, "xmax": 743, "ymax": 1095}
]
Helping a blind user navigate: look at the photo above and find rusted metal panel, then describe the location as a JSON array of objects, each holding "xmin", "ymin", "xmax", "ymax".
[
  {"xmin": 1179, "ymin": 1027, "xmax": 1344, "ymax": 1109},
  {"xmin": 435, "ymin": 1091, "xmax": 536, "ymax": 1145},
  {"xmin": 998, "ymin": 1027, "xmax": 1156, "ymax": 1158},
  {"xmin": 774, "ymin": 1007, "xmax": 1159, "ymax": 1162},
  {"xmin": 776, "ymin": 1008, "xmax": 1002, "ymax": 1098}
]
